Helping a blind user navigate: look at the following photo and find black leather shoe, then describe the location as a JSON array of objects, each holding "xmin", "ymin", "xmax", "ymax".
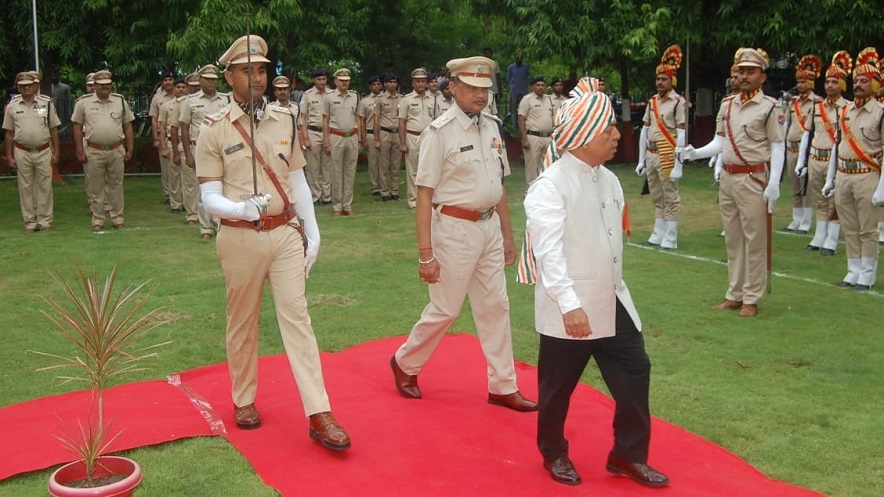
[
  {"xmin": 854, "ymin": 284, "xmax": 872, "ymax": 292},
  {"xmin": 838, "ymin": 281, "xmax": 854, "ymax": 288},
  {"xmin": 382, "ymin": 196, "xmax": 391, "ymax": 202},
  {"xmin": 390, "ymin": 356, "xmax": 421, "ymax": 399},
  {"xmin": 606, "ymin": 452, "xmax": 669, "ymax": 488},
  {"xmin": 639, "ymin": 241, "xmax": 660, "ymax": 247},
  {"xmin": 795, "ymin": 229, "xmax": 809, "ymax": 235},
  {"xmin": 819, "ymin": 248, "xmax": 836, "ymax": 256},
  {"xmin": 804, "ymin": 245, "xmax": 821, "ymax": 252},
  {"xmin": 488, "ymin": 391, "xmax": 538, "ymax": 412},
  {"xmin": 543, "ymin": 455, "xmax": 581, "ymax": 485},
  {"xmin": 391, "ymin": 195, "xmax": 401, "ymax": 201}
]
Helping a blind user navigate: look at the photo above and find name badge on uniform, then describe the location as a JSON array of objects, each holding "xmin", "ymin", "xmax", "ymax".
[
  {"xmin": 225, "ymin": 143, "xmax": 245, "ymax": 155},
  {"xmin": 460, "ymin": 145, "xmax": 474, "ymax": 152}
]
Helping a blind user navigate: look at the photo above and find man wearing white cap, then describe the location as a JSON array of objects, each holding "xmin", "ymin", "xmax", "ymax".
[
  {"xmin": 681, "ymin": 48, "xmax": 785, "ymax": 317},
  {"xmin": 390, "ymin": 55, "xmax": 537, "ymax": 414},
  {"xmin": 3, "ymin": 71, "xmax": 61, "ymax": 232},
  {"xmin": 195, "ymin": 34, "xmax": 350, "ymax": 451},
  {"xmin": 322, "ymin": 68, "xmax": 360, "ymax": 216},
  {"xmin": 525, "ymin": 77, "xmax": 669, "ymax": 489}
]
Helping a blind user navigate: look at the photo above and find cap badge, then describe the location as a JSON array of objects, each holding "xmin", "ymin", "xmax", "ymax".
[{"xmin": 249, "ymin": 44, "xmax": 260, "ymax": 55}]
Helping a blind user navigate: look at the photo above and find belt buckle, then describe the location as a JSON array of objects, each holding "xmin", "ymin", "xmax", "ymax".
[
  {"xmin": 478, "ymin": 209, "xmax": 493, "ymax": 221},
  {"xmin": 102, "ymin": 144, "xmax": 113, "ymax": 151},
  {"xmin": 28, "ymin": 147, "xmax": 39, "ymax": 153}
]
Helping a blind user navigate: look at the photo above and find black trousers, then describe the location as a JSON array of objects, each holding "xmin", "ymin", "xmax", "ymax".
[{"xmin": 536, "ymin": 298, "xmax": 652, "ymax": 463}]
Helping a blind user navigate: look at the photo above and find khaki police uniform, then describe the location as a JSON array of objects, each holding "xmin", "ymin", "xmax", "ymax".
[
  {"xmin": 834, "ymin": 97, "xmax": 884, "ymax": 287},
  {"xmin": 323, "ymin": 84, "xmax": 360, "ymax": 213},
  {"xmin": 374, "ymin": 90, "xmax": 402, "ymax": 199},
  {"xmin": 393, "ymin": 104, "xmax": 519, "ymax": 395},
  {"xmin": 435, "ymin": 95, "xmax": 454, "ymax": 116},
  {"xmin": 715, "ymin": 89, "xmax": 784, "ymax": 304},
  {"xmin": 785, "ymin": 92, "xmax": 820, "ymax": 230},
  {"xmin": 398, "ymin": 88, "xmax": 436, "ymax": 209},
  {"xmin": 3, "ymin": 93, "xmax": 60, "ymax": 230},
  {"xmin": 166, "ymin": 94, "xmax": 193, "ymax": 219},
  {"xmin": 72, "ymin": 91, "xmax": 135, "ymax": 229},
  {"xmin": 550, "ymin": 93, "xmax": 567, "ymax": 115},
  {"xmin": 806, "ymin": 96, "xmax": 848, "ymax": 250},
  {"xmin": 158, "ymin": 96, "xmax": 183, "ymax": 210},
  {"xmin": 150, "ymin": 89, "xmax": 176, "ymax": 201},
  {"xmin": 642, "ymin": 91, "xmax": 686, "ymax": 229},
  {"xmin": 358, "ymin": 91, "xmax": 382, "ymax": 194},
  {"xmin": 518, "ymin": 92, "xmax": 556, "ymax": 184},
  {"xmin": 300, "ymin": 86, "xmax": 332, "ymax": 203},
  {"xmin": 195, "ymin": 101, "xmax": 332, "ymax": 416},
  {"xmin": 180, "ymin": 89, "xmax": 232, "ymax": 233}
]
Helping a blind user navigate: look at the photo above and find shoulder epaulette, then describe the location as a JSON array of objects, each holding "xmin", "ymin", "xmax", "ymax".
[
  {"xmin": 762, "ymin": 95, "xmax": 779, "ymax": 106},
  {"xmin": 110, "ymin": 92, "xmax": 124, "ymax": 99},
  {"xmin": 204, "ymin": 106, "xmax": 231, "ymax": 124},
  {"xmin": 428, "ymin": 112, "xmax": 455, "ymax": 132},
  {"xmin": 9, "ymin": 94, "xmax": 22, "ymax": 103},
  {"xmin": 75, "ymin": 93, "xmax": 92, "ymax": 102},
  {"xmin": 482, "ymin": 111, "xmax": 501, "ymax": 124},
  {"xmin": 37, "ymin": 94, "xmax": 51, "ymax": 102},
  {"xmin": 721, "ymin": 94, "xmax": 736, "ymax": 103},
  {"xmin": 176, "ymin": 95, "xmax": 187, "ymax": 102},
  {"xmin": 270, "ymin": 103, "xmax": 292, "ymax": 115}
]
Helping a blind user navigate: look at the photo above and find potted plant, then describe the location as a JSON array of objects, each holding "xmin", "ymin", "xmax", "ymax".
[{"xmin": 33, "ymin": 266, "xmax": 170, "ymax": 496}]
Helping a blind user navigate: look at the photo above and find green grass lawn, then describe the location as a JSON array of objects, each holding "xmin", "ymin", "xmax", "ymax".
[{"xmin": 0, "ymin": 162, "xmax": 880, "ymax": 496}]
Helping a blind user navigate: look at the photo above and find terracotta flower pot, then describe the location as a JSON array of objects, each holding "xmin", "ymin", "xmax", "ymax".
[{"xmin": 48, "ymin": 456, "xmax": 142, "ymax": 497}]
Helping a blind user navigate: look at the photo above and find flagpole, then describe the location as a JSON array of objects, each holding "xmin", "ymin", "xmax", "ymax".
[{"xmin": 32, "ymin": 0, "xmax": 40, "ymax": 71}]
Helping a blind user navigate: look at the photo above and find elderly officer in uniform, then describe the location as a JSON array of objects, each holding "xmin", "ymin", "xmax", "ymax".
[
  {"xmin": 783, "ymin": 55, "xmax": 823, "ymax": 235},
  {"xmin": 149, "ymin": 71, "xmax": 176, "ymax": 205},
  {"xmin": 3, "ymin": 71, "xmax": 60, "ymax": 232},
  {"xmin": 823, "ymin": 48, "xmax": 884, "ymax": 291},
  {"xmin": 322, "ymin": 68, "xmax": 360, "ymax": 216},
  {"xmin": 300, "ymin": 68, "xmax": 332, "ymax": 205},
  {"xmin": 399, "ymin": 67, "xmax": 436, "ymax": 209},
  {"xmin": 72, "ymin": 70, "xmax": 135, "ymax": 232},
  {"xmin": 195, "ymin": 34, "xmax": 350, "ymax": 451},
  {"xmin": 374, "ymin": 73, "xmax": 402, "ymax": 202},
  {"xmin": 525, "ymin": 77, "xmax": 669, "ymax": 489},
  {"xmin": 390, "ymin": 55, "xmax": 537, "ymax": 413},
  {"xmin": 681, "ymin": 48, "xmax": 784, "ymax": 317},
  {"xmin": 796, "ymin": 52, "xmax": 851, "ymax": 255},
  {"xmin": 180, "ymin": 64, "xmax": 231, "ymax": 239},
  {"xmin": 518, "ymin": 76, "xmax": 555, "ymax": 185},
  {"xmin": 358, "ymin": 75, "xmax": 383, "ymax": 196},
  {"xmin": 636, "ymin": 46, "xmax": 687, "ymax": 250}
]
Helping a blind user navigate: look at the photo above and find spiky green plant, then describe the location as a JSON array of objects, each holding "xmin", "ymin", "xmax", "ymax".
[{"xmin": 32, "ymin": 266, "xmax": 171, "ymax": 485}]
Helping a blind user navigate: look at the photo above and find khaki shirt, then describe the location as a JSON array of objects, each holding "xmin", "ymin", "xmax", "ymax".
[
  {"xmin": 642, "ymin": 91, "xmax": 686, "ymax": 143},
  {"xmin": 375, "ymin": 91, "xmax": 401, "ymax": 130},
  {"xmin": 398, "ymin": 91, "xmax": 436, "ymax": 132},
  {"xmin": 149, "ymin": 90, "xmax": 175, "ymax": 118},
  {"xmin": 71, "ymin": 93, "xmax": 135, "ymax": 145},
  {"xmin": 715, "ymin": 91, "xmax": 784, "ymax": 164},
  {"xmin": 195, "ymin": 103, "xmax": 306, "ymax": 217},
  {"xmin": 300, "ymin": 87, "xmax": 330, "ymax": 128},
  {"xmin": 810, "ymin": 96, "xmax": 849, "ymax": 150},
  {"xmin": 157, "ymin": 98, "xmax": 179, "ymax": 138},
  {"xmin": 358, "ymin": 93, "xmax": 381, "ymax": 130},
  {"xmin": 179, "ymin": 91, "xmax": 231, "ymax": 143},
  {"xmin": 435, "ymin": 96, "xmax": 454, "ymax": 116},
  {"xmin": 550, "ymin": 94, "xmax": 567, "ymax": 115},
  {"xmin": 837, "ymin": 98, "xmax": 884, "ymax": 162},
  {"xmin": 2, "ymin": 95, "xmax": 60, "ymax": 147},
  {"xmin": 518, "ymin": 92, "xmax": 555, "ymax": 133},
  {"xmin": 415, "ymin": 106, "xmax": 510, "ymax": 211},
  {"xmin": 323, "ymin": 90, "xmax": 358, "ymax": 132},
  {"xmin": 786, "ymin": 92, "xmax": 821, "ymax": 142}
]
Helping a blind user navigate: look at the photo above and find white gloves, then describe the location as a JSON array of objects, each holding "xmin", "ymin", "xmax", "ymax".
[
  {"xmin": 763, "ymin": 182, "xmax": 780, "ymax": 212},
  {"xmin": 795, "ymin": 132, "xmax": 810, "ymax": 178},
  {"xmin": 822, "ymin": 152, "xmax": 837, "ymax": 198},
  {"xmin": 245, "ymin": 194, "xmax": 272, "ymax": 218},
  {"xmin": 766, "ymin": 141, "xmax": 785, "ymax": 213},
  {"xmin": 679, "ymin": 135, "xmax": 724, "ymax": 162},
  {"xmin": 714, "ymin": 155, "xmax": 723, "ymax": 182},
  {"xmin": 670, "ymin": 161, "xmax": 683, "ymax": 181},
  {"xmin": 709, "ymin": 155, "xmax": 718, "ymax": 169},
  {"xmin": 289, "ymin": 169, "xmax": 320, "ymax": 277},
  {"xmin": 636, "ymin": 127, "xmax": 648, "ymax": 176},
  {"xmin": 200, "ymin": 181, "xmax": 271, "ymax": 221},
  {"xmin": 635, "ymin": 162, "xmax": 646, "ymax": 176},
  {"xmin": 873, "ymin": 175, "xmax": 884, "ymax": 206}
]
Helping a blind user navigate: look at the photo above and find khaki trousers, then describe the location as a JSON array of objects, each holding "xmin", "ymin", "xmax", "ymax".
[
  {"xmin": 365, "ymin": 133, "xmax": 379, "ymax": 193},
  {"xmin": 785, "ymin": 148, "xmax": 808, "ymax": 208},
  {"xmin": 86, "ymin": 147, "xmax": 125, "ymax": 227},
  {"xmin": 808, "ymin": 157, "xmax": 834, "ymax": 220},
  {"xmin": 523, "ymin": 135, "xmax": 550, "ymax": 185},
  {"xmin": 646, "ymin": 151, "xmax": 681, "ymax": 220},
  {"xmin": 330, "ymin": 134, "xmax": 358, "ymax": 212},
  {"xmin": 719, "ymin": 170, "xmax": 768, "ymax": 305},
  {"xmin": 405, "ymin": 134, "xmax": 420, "ymax": 208},
  {"xmin": 377, "ymin": 130, "xmax": 401, "ymax": 196},
  {"xmin": 216, "ymin": 224, "xmax": 331, "ymax": 416},
  {"xmin": 163, "ymin": 138, "xmax": 182, "ymax": 210},
  {"xmin": 395, "ymin": 209, "xmax": 518, "ymax": 395},
  {"xmin": 835, "ymin": 173, "xmax": 881, "ymax": 261},
  {"xmin": 158, "ymin": 148, "xmax": 170, "ymax": 201},
  {"xmin": 304, "ymin": 129, "xmax": 331, "ymax": 203},
  {"xmin": 180, "ymin": 160, "xmax": 199, "ymax": 223},
  {"xmin": 14, "ymin": 147, "xmax": 53, "ymax": 230}
]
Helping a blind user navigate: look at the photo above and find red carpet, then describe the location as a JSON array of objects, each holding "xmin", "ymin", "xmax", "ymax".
[{"xmin": 2, "ymin": 335, "xmax": 823, "ymax": 496}]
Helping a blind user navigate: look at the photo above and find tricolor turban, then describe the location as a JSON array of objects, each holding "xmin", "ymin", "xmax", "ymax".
[{"xmin": 543, "ymin": 77, "xmax": 615, "ymax": 168}]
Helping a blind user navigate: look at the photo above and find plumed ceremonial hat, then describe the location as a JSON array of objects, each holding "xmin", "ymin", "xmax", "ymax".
[
  {"xmin": 853, "ymin": 47, "xmax": 881, "ymax": 82},
  {"xmin": 731, "ymin": 48, "xmax": 746, "ymax": 73},
  {"xmin": 272, "ymin": 75, "xmax": 291, "ymax": 88},
  {"xmin": 446, "ymin": 56, "xmax": 495, "ymax": 88},
  {"xmin": 544, "ymin": 77, "xmax": 615, "ymax": 168},
  {"xmin": 93, "ymin": 70, "xmax": 113, "ymax": 85},
  {"xmin": 333, "ymin": 68, "xmax": 352, "ymax": 81},
  {"xmin": 736, "ymin": 48, "xmax": 770, "ymax": 71},
  {"xmin": 794, "ymin": 54, "xmax": 822, "ymax": 81},
  {"xmin": 656, "ymin": 45, "xmax": 682, "ymax": 77},
  {"xmin": 826, "ymin": 51, "xmax": 852, "ymax": 80},
  {"xmin": 219, "ymin": 35, "xmax": 270, "ymax": 67},
  {"xmin": 198, "ymin": 64, "xmax": 220, "ymax": 79}
]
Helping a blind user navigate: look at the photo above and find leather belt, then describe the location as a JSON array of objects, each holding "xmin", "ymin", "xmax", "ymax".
[
  {"xmin": 438, "ymin": 204, "xmax": 496, "ymax": 222},
  {"xmin": 809, "ymin": 147, "xmax": 830, "ymax": 161},
  {"xmin": 14, "ymin": 142, "xmax": 50, "ymax": 153},
  {"xmin": 87, "ymin": 140, "xmax": 123, "ymax": 151},
  {"xmin": 220, "ymin": 213, "xmax": 292, "ymax": 231},
  {"xmin": 787, "ymin": 140, "xmax": 801, "ymax": 153},
  {"xmin": 647, "ymin": 142, "xmax": 659, "ymax": 152},
  {"xmin": 380, "ymin": 126, "xmax": 398, "ymax": 133},
  {"xmin": 837, "ymin": 159, "xmax": 873, "ymax": 174},
  {"xmin": 307, "ymin": 125, "xmax": 322, "ymax": 132},
  {"xmin": 366, "ymin": 128, "xmax": 374, "ymax": 133},
  {"xmin": 406, "ymin": 129, "xmax": 422, "ymax": 136},
  {"xmin": 329, "ymin": 128, "xmax": 357, "ymax": 137},
  {"xmin": 723, "ymin": 163, "xmax": 767, "ymax": 174},
  {"xmin": 526, "ymin": 130, "xmax": 551, "ymax": 138}
]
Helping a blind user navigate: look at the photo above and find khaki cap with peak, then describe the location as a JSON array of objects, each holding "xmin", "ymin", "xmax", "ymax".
[
  {"xmin": 273, "ymin": 75, "xmax": 291, "ymax": 88},
  {"xmin": 736, "ymin": 48, "xmax": 770, "ymax": 71},
  {"xmin": 186, "ymin": 72, "xmax": 201, "ymax": 86},
  {"xmin": 15, "ymin": 72, "xmax": 37, "ymax": 85},
  {"xmin": 198, "ymin": 64, "xmax": 220, "ymax": 79},
  {"xmin": 85, "ymin": 72, "xmax": 96, "ymax": 85},
  {"xmin": 93, "ymin": 70, "xmax": 113, "ymax": 84},
  {"xmin": 219, "ymin": 35, "xmax": 271, "ymax": 67},
  {"xmin": 446, "ymin": 56, "xmax": 496, "ymax": 88},
  {"xmin": 333, "ymin": 68, "xmax": 351, "ymax": 81},
  {"xmin": 411, "ymin": 67, "xmax": 428, "ymax": 79}
]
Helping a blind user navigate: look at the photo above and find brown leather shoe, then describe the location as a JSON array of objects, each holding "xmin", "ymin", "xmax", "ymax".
[
  {"xmin": 390, "ymin": 356, "xmax": 421, "ymax": 399},
  {"xmin": 92, "ymin": 225, "xmax": 103, "ymax": 232},
  {"xmin": 308, "ymin": 411, "xmax": 351, "ymax": 451},
  {"xmin": 342, "ymin": 210, "xmax": 355, "ymax": 216},
  {"xmin": 113, "ymin": 223, "xmax": 124, "ymax": 229},
  {"xmin": 201, "ymin": 233, "xmax": 213, "ymax": 240},
  {"xmin": 488, "ymin": 391, "xmax": 538, "ymax": 412},
  {"xmin": 606, "ymin": 451, "xmax": 669, "ymax": 488},
  {"xmin": 543, "ymin": 455, "xmax": 582, "ymax": 485},
  {"xmin": 234, "ymin": 403, "xmax": 261, "ymax": 429},
  {"xmin": 332, "ymin": 211, "xmax": 343, "ymax": 217},
  {"xmin": 738, "ymin": 304, "xmax": 758, "ymax": 317},
  {"xmin": 710, "ymin": 299, "xmax": 742, "ymax": 311}
]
